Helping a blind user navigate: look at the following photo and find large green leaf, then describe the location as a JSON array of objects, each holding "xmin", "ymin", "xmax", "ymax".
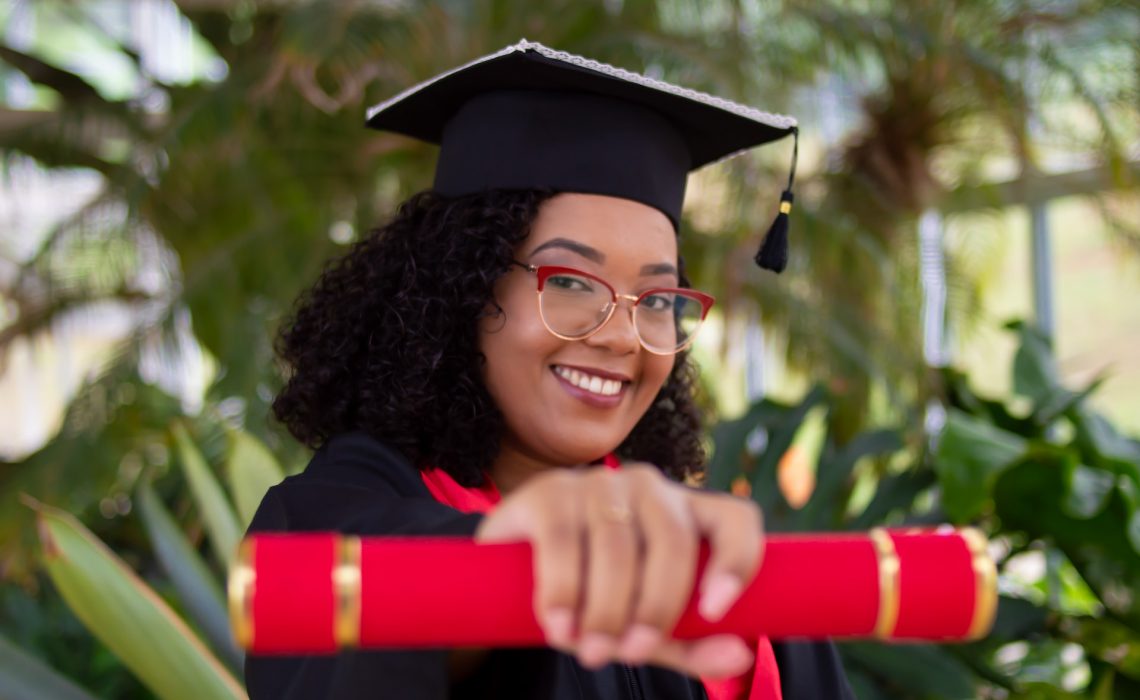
[
  {"xmin": 1008, "ymin": 320, "xmax": 1062, "ymax": 405},
  {"xmin": 1064, "ymin": 465, "xmax": 1117, "ymax": 520},
  {"xmin": 28, "ymin": 499, "xmax": 246, "ymax": 700},
  {"xmin": 993, "ymin": 454, "xmax": 1140, "ymax": 611},
  {"xmin": 224, "ymin": 430, "xmax": 285, "ymax": 528},
  {"xmin": 941, "ymin": 366, "xmax": 1039, "ymax": 436},
  {"xmin": 1070, "ymin": 405, "xmax": 1140, "ymax": 482},
  {"xmin": 840, "ymin": 642, "xmax": 977, "ymax": 698},
  {"xmin": 934, "ymin": 409, "xmax": 1027, "ymax": 522},
  {"xmin": 987, "ymin": 595, "xmax": 1050, "ymax": 641},
  {"xmin": 136, "ymin": 481, "xmax": 242, "ymax": 671},
  {"xmin": 171, "ymin": 423, "xmax": 242, "ymax": 571},
  {"xmin": 848, "ymin": 467, "xmax": 935, "ymax": 530},
  {"xmin": 0, "ymin": 631, "xmax": 97, "ymax": 700}
]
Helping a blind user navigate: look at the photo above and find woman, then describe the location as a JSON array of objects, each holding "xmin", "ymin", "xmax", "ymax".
[{"xmin": 246, "ymin": 41, "xmax": 853, "ymax": 699}]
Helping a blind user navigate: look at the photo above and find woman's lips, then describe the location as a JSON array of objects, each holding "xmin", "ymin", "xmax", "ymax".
[{"xmin": 550, "ymin": 365, "xmax": 629, "ymax": 408}]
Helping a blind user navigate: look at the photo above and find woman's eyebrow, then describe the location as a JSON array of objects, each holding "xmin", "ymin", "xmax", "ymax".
[
  {"xmin": 640, "ymin": 262, "xmax": 678, "ymax": 277},
  {"xmin": 530, "ymin": 238, "xmax": 677, "ymax": 276},
  {"xmin": 530, "ymin": 237, "xmax": 604, "ymax": 262}
]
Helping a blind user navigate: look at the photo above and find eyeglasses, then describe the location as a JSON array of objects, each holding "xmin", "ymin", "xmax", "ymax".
[{"xmin": 510, "ymin": 262, "xmax": 715, "ymax": 355}]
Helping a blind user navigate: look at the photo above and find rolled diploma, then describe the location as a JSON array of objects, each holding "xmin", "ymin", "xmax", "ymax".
[{"xmin": 230, "ymin": 528, "xmax": 996, "ymax": 654}]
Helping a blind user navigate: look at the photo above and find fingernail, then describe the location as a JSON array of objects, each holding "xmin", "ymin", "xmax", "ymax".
[
  {"xmin": 577, "ymin": 632, "xmax": 616, "ymax": 669},
  {"xmin": 618, "ymin": 624, "xmax": 661, "ymax": 664},
  {"xmin": 543, "ymin": 608, "xmax": 574, "ymax": 647},
  {"xmin": 699, "ymin": 573, "xmax": 742, "ymax": 621},
  {"xmin": 724, "ymin": 644, "xmax": 755, "ymax": 672},
  {"xmin": 710, "ymin": 644, "xmax": 755, "ymax": 677}
]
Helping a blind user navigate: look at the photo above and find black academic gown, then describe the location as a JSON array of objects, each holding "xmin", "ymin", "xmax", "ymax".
[{"xmin": 244, "ymin": 432, "xmax": 855, "ymax": 700}]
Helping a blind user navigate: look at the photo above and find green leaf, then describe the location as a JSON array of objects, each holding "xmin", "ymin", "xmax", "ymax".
[
  {"xmin": 225, "ymin": 430, "xmax": 285, "ymax": 528},
  {"xmin": 171, "ymin": 423, "xmax": 242, "ymax": 571},
  {"xmin": 28, "ymin": 499, "xmax": 246, "ymax": 700},
  {"xmin": 1091, "ymin": 669, "xmax": 1114, "ymax": 700},
  {"xmin": 994, "ymin": 455, "xmax": 1140, "ymax": 591},
  {"xmin": 1127, "ymin": 511, "xmax": 1140, "ymax": 556},
  {"xmin": 793, "ymin": 428, "xmax": 902, "ymax": 530},
  {"xmin": 0, "ymin": 631, "xmax": 98, "ymax": 700},
  {"xmin": 935, "ymin": 409, "xmax": 1028, "ymax": 521},
  {"xmin": 1070, "ymin": 405, "xmax": 1140, "ymax": 478},
  {"xmin": 849, "ymin": 468, "xmax": 935, "ymax": 529},
  {"xmin": 1064, "ymin": 465, "xmax": 1118, "ymax": 519},
  {"xmin": 1008, "ymin": 320, "xmax": 1061, "ymax": 404},
  {"xmin": 707, "ymin": 399, "xmax": 790, "ymax": 492},
  {"xmin": 841, "ymin": 665, "xmax": 892, "ymax": 700},
  {"xmin": 840, "ymin": 642, "xmax": 977, "ymax": 698},
  {"xmin": 1032, "ymin": 372, "xmax": 1107, "ymax": 428},
  {"xmin": 988, "ymin": 595, "xmax": 1050, "ymax": 641},
  {"xmin": 136, "ymin": 481, "xmax": 243, "ymax": 671}
]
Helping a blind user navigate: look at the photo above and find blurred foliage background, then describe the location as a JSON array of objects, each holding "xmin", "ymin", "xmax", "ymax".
[{"xmin": 0, "ymin": 0, "xmax": 1138, "ymax": 698}]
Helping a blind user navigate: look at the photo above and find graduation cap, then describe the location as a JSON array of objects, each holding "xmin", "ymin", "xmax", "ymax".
[{"xmin": 365, "ymin": 39, "xmax": 799, "ymax": 272}]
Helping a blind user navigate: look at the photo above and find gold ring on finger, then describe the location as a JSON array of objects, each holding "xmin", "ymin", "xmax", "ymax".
[{"xmin": 601, "ymin": 502, "xmax": 633, "ymax": 525}]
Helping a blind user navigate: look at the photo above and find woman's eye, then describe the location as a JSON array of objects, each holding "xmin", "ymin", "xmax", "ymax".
[
  {"xmin": 548, "ymin": 275, "xmax": 592, "ymax": 292},
  {"xmin": 641, "ymin": 293, "xmax": 675, "ymax": 311}
]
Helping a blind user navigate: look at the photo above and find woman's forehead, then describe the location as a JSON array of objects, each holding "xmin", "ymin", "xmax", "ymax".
[{"xmin": 523, "ymin": 193, "xmax": 677, "ymax": 267}]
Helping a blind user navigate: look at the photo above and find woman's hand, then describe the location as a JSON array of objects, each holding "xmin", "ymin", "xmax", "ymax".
[{"xmin": 475, "ymin": 463, "xmax": 764, "ymax": 679}]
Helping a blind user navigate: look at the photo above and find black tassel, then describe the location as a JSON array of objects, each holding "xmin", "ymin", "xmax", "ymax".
[
  {"xmin": 755, "ymin": 190, "xmax": 793, "ymax": 272},
  {"xmin": 755, "ymin": 127, "xmax": 798, "ymax": 273}
]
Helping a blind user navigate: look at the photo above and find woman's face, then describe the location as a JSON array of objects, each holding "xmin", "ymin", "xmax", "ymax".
[{"xmin": 479, "ymin": 193, "xmax": 678, "ymax": 468}]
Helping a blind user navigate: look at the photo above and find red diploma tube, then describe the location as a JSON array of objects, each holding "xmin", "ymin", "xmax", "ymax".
[{"xmin": 230, "ymin": 528, "xmax": 997, "ymax": 654}]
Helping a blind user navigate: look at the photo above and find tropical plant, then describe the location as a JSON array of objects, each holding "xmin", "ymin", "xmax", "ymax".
[
  {"xmin": 0, "ymin": 426, "xmax": 285, "ymax": 700},
  {"xmin": 710, "ymin": 320, "xmax": 1140, "ymax": 698}
]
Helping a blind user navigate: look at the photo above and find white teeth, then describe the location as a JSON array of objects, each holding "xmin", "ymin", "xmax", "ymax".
[{"xmin": 554, "ymin": 366, "xmax": 624, "ymax": 397}]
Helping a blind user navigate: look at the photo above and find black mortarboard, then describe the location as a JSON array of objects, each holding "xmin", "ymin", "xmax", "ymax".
[{"xmin": 365, "ymin": 40, "xmax": 799, "ymax": 272}]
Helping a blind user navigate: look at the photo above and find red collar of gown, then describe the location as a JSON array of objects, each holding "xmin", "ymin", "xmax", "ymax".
[{"xmin": 420, "ymin": 459, "xmax": 781, "ymax": 700}]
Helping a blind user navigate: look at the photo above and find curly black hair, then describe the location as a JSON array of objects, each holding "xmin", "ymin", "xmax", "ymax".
[{"xmin": 272, "ymin": 189, "xmax": 705, "ymax": 487}]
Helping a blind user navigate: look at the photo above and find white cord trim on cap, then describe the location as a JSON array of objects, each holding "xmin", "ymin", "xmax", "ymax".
[
  {"xmin": 365, "ymin": 42, "xmax": 524, "ymax": 121},
  {"xmin": 518, "ymin": 40, "xmax": 797, "ymax": 130},
  {"xmin": 366, "ymin": 39, "xmax": 798, "ymax": 130}
]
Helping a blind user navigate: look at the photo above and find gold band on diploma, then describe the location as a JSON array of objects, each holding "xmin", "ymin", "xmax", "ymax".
[
  {"xmin": 960, "ymin": 528, "xmax": 998, "ymax": 640},
  {"xmin": 333, "ymin": 536, "xmax": 362, "ymax": 648},
  {"xmin": 229, "ymin": 538, "xmax": 256, "ymax": 649},
  {"xmin": 869, "ymin": 528, "xmax": 900, "ymax": 639}
]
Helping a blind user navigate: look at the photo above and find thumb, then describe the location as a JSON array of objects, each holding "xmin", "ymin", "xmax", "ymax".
[{"xmin": 687, "ymin": 493, "xmax": 764, "ymax": 621}]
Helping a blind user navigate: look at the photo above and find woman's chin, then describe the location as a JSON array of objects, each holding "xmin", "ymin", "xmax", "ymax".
[{"xmin": 542, "ymin": 435, "xmax": 627, "ymax": 466}]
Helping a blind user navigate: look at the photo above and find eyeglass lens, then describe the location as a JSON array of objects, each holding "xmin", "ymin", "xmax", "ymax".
[{"xmin": 539, "ymin": 271, "xmax": 705, "ymax": 353}]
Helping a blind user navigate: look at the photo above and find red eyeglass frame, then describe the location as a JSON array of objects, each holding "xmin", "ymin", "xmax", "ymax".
[{"xmin": 512, "ymin": 262, "xmax": 716, "ymax": 355}]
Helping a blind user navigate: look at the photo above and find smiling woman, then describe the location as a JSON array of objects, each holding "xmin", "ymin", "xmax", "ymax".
[
  {"xmin": 247, "ymin": 40, "xmax": 853, "ymax": 700},
  {"xmin": 481, "ymin": 194, "xmax": 685, "ymax": 479}
]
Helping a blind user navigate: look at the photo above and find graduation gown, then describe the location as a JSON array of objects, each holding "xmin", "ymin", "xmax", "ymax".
[{"xmin": 244, "ymin": 432, "xmax": 855, "ymax": 700}]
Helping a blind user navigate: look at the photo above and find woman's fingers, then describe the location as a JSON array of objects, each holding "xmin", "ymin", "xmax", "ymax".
[
  {"xmin": 478, "ymin": 465, "xmax": 767, "ymax": 676},
  {"xmin": 474, "ymin": 472, "xmax": 584, "ymax": 647},
  {"xmin": 648, "ymin": 635, "xmax": 756, "ymax": 680},
  {"xmin": 619, "ymin": 467, "xmax": 698, "ymax": 665},
  {"xmin": 577, "ymin": 471, "xmax": 639, "ymax": 668},
  {"xmin": 688, "ymin": 491, "xmax": 764, "ymax": 621}
]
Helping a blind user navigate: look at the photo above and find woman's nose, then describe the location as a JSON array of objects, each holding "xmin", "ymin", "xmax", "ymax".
[{"xmin": 584, "ymin": 298, "xmax": 640, "ymax": 354}]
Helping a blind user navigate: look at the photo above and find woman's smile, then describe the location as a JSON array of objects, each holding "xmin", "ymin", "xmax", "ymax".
[{"xmin": 551, "ymin": 364, "xmax": 632, "ymax": 407}]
